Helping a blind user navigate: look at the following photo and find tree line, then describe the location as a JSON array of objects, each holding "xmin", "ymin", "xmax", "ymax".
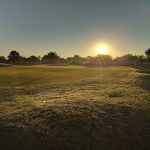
[{"xmin": 0, "ymin": 49, "xmax": 150, "ymax": 66}]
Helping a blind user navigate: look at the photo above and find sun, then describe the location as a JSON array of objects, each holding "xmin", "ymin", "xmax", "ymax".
[{"xmin": 96, "ymin": 45, "xmax": 109, "ymax": 55}]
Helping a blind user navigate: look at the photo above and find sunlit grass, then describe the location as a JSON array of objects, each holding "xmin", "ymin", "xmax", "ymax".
[
  {"xmin": 0, "ymin": 65, "xmax": 149, "ymax": 150},
  {"xmin": 0, "ymin": 65, "xmax": 131, "ymax": 87}
]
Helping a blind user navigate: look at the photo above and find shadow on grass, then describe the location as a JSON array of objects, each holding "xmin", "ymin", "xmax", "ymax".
[
  {"xmin": 131, "ymin": 65, "xmax": 150, "ymax": 91},
  {"xmin": 135, "ymin": 65, "xmax": 150, "ymax": 74},
  {"xmin": 0, "ymin": 103, "xmax": 150, "ymax": 150},
  {"xmin": 138, "ymin": 75, "xmax": 150, "ymax": 91}
]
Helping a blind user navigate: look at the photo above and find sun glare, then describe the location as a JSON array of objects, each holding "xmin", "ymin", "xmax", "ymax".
[{"xmin": 96, "ymin": 44, "xmax": 109, "ymax": 55}]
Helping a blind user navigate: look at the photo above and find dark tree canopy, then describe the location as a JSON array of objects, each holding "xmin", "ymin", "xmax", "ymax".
[
  {"xmin": 67, "ymin": 55, "xmax": 85, "ymax": 65},
  {"xmin": 145, "ymin": 49, "xmax": 150, "ymax": 58},
  {"xmin": 27, "ymin": 56, "xmax": 40, "ymax": 63},
  {"xmin": 0, "ymin": 56, "xmax": 7, "ymax": 63},
  {"xmin": 42, "ymin": 52, "xmax": 60, "ymax": 63},
  {"xmin": 8, "ymin": 50, "xmax": 21, "ymax": 64},
  {"xmin": 0, "ymin": 49, "xmax": 149, "ymax": 66}
]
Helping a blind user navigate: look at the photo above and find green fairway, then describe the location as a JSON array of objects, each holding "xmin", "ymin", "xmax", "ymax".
[
  {"xmin": 0, "ymin": 65, "xmax": 150, "ymax": 150},
  {"xmin": 0, "ymin": 65, "xmax": 138, "ymax": 87},
  {"xmin": 0, "ymin": 65, "xmax": 116, "ymax": 87}
]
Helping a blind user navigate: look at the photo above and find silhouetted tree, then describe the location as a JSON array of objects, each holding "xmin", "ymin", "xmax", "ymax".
[
  {"xmin": 145, "ymin": 49, "xmax": 150, "ymax": 59},
  {"xmin": 84, "ymin": 55, "xmax": 112, "ymax": 66},
  {"xmin": 42, "ymin": 52, "xmax": 60, "ymax": 63},
  {"xmin": 96, "ymin": 54, "xmax": 112, "ymax": 66},
  {"xmin": 26, "ymin": 55, "xmax": 40, "ymax": 64},
  {"xmin": 59, "ymin": 58, "xmax": 67, "ymax": 64},
  {"xmin": 8, "ymin": 50, "xmax": 21, "ymax": 64},
  {"xmin": 0, "ymin": 56, "xmax": 7, "ymax": 63},
  {"xmin": 67, "ymin": 55, "xmax": 85, "ymax": 65},
  {"xmin": 4, "ymin": 49, "xmax": 149, "ymax": 66},
  {"xmin": 137, "ymin": 55, "xmax": 146, "ymax": 64},
  {"xmin": 85, "ymin": 56, "xmax": 96, "ymax": 66},
  {"xmin": 113, "ymin": 54, "xmax": 138, "ymax": 66}
]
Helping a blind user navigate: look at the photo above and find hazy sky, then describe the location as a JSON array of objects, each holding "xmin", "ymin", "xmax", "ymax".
[{"xmin": 0, "ymin": 0, "xmax": 150, "ymax": 58}]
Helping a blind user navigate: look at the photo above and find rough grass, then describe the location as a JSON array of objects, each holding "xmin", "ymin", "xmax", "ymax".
[{"xmin": 0, "ymin": 65, "xmax": 150, "ymax": 150}]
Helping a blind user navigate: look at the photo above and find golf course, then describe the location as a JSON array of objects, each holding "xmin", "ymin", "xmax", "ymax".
[{"xmin": 0, "ymin": 65, "xmax": 150, "ymax": 150}]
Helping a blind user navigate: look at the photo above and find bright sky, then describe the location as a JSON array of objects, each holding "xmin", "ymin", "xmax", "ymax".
[{"xmin": 0, "ymin": 0, "xmax": 150, "ymax": 58}]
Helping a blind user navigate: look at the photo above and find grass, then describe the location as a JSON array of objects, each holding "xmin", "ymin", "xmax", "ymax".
[
  {"xmin": 0, "ymin": 65, "xmax": 150, "ymax": 150},
  {"xmin": 0, "ymin": 65, "xmax": 109, "ymax": 87}
]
